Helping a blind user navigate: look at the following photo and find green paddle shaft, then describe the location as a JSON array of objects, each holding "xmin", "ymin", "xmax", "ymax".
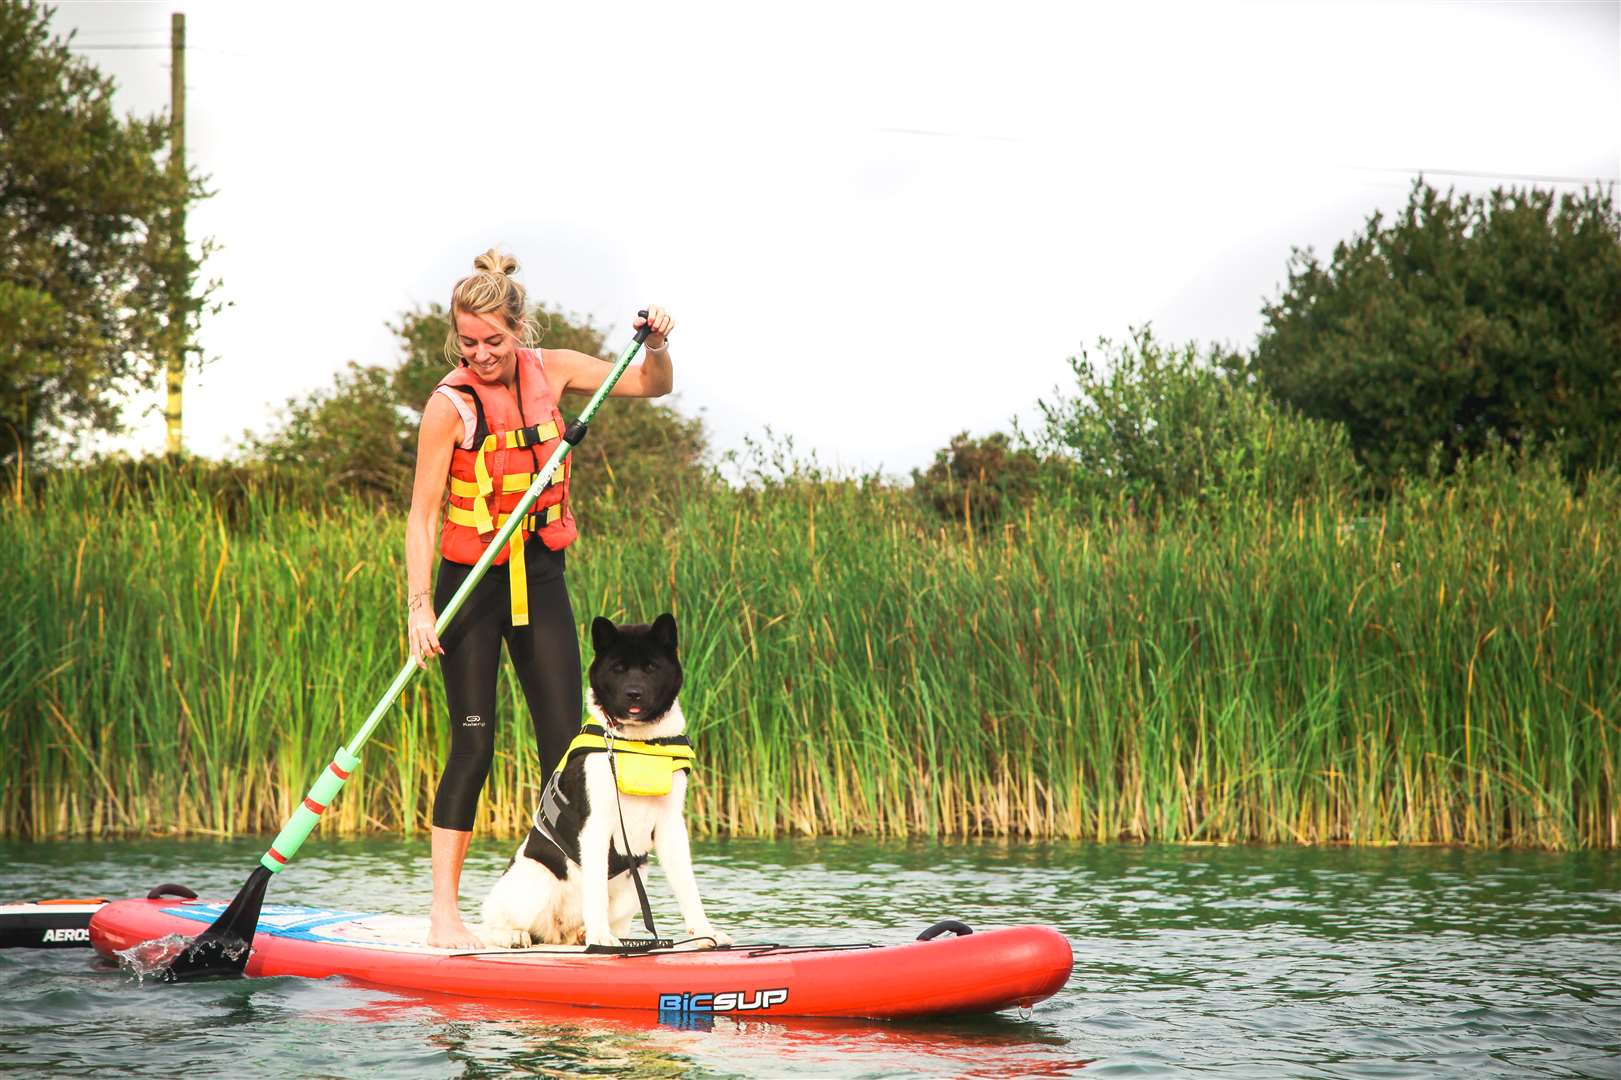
[{"xmin": 258, "ymin": 318, "xmax": 654, "ymax": 874}]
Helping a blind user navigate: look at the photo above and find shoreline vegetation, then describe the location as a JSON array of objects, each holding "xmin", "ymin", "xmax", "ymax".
[
  {"xmin": 4, "ymin": 452, "xmax": 1616, "ymax": 850},
  {"xmin": 7, "ymin": 13, "xmax": 1619, "ymax": 854}
]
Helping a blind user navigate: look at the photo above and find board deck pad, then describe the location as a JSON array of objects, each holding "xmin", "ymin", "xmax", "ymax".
[{"xmin": 155, "ymin": 902, "xmax": 663, "ymax": 955}]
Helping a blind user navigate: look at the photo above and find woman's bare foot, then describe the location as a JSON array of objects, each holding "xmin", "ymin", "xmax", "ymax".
[{"xmin": 427, "ymin": 906, "xmax": 484, "ymax": 950}]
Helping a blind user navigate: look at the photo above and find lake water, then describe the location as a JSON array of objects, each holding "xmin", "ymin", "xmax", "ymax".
[{"xmin": 2, "ymin": 837, "xmax": 1618, "ymax": 1077}]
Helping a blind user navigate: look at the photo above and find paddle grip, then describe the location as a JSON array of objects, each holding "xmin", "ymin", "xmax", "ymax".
[
  {"xmin": 635, "ymin": 308, "xmax": 652, "ymax": 344},
  {"xmin": 260, "ymin": 747, "xmax": 361, "ymax": 874}
]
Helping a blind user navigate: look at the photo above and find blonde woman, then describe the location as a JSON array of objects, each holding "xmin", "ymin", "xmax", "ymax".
[{"xmin": 405, "ymin": 249, "xmax": 675, "ymax": 948}]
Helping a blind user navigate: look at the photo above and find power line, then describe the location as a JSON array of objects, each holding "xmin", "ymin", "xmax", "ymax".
[
  {"xmin": 1344, "ymin": 164, "xmax": 1618, "ymax": 186},
  {"xmin": 870, "ymin": 128, "xmax": 1616, "ymax": 187}
]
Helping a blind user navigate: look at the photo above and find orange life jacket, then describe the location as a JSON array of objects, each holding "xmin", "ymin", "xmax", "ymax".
[{"xmin": 434, "ymin": 348, "xmax": 577, "ymax": 626}]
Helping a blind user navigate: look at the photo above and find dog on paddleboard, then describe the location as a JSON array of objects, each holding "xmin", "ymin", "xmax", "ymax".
[{"xmin": 479, "ymin": 613, "xmax": 729, "ymax": 949}]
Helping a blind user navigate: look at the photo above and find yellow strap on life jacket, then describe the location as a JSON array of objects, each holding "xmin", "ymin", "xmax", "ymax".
[
  {"xmin": 555, "ymin": 729, "xmax": 696, "ymax": 797},
  {"xmin": 448, "ymin": 472, "xmax": 560, "ymax": 499},
  {"xmin": 452, "ymin": 415, "xmax": 567, "ymax": 628},
  {"xmin": 469, "ymin": 421, "xmax": 562, "ymax": 532},
  {"xmin": 443, "ymin": 503, "xmax": 562, "ymax": 531},
  {"xmin": 507, "ymin": 528, "xmax": 527, "ymax": 626},
  {"xmin": 505, "ymin": 420, "xmax": 560, "ymax": 448},
  {"xmin": 472, "ymin": 434, "xmax": 499, "ymax": 531},
  {"xmin": 441, "ymin": 503, "xmax": 563, "ymax": 627}
]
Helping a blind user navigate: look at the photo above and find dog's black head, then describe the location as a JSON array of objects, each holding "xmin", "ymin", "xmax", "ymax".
[{"xmin": 589, "ymin": 613, "xmax": 683, "ymax": 727}]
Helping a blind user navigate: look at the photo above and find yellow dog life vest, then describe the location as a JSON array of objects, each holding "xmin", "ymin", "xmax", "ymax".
[{"xmin": 554, "ymin": 724, "xmax": 696, "ymax": 797}]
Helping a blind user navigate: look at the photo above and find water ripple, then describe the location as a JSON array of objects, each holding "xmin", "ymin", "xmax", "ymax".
[{"xmin": 2, "ymin": 838, "xmax": 1619, "ymax": 1078}]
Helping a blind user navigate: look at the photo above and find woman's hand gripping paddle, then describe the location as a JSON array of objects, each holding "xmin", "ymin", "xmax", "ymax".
[{"xmin": 160, "ymin": 313, "xmax": 656, "ymax": 981}]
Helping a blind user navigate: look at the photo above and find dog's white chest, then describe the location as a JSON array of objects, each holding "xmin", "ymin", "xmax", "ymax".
[{"xmin": 583, "ymin": 754, "xmax": 683, "ymax": 856}]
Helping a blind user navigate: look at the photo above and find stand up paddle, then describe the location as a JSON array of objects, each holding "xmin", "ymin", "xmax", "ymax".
[{"xmin": 160, "ymin": 312, "xmax": 655, "ymax": 981}]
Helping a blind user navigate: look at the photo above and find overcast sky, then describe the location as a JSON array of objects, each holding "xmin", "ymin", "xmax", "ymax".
[{"xmin": 48, "ymin": 0, "xmax": 1621, "ymax": 476}]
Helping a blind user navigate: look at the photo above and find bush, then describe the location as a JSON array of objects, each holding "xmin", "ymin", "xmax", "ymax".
[
  {"xmin": 1031, "ymin": 326, "xmax": 1361, "ymax": 512},
  {"xmin": 912, "ymin": 431, "xmax": 1039, "ymax": 530}
]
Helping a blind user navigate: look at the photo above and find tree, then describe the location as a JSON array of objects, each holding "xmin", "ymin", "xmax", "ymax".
[
  {"xmin": 247, "ymin": 303, "xmax": 709, "ymax": 509},
  {"xmin": 1032, "ymin": 326, "xmax": 1360, "ymax": 511},
  {"xmin": 1248, "ymin": 180, "xmax": 1621, "ymax": 483},
  {"xmin": 0, "ymin": 2, "xmax": 211, "ymax": 463}
]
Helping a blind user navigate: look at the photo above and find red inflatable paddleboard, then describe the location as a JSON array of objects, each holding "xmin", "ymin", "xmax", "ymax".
[{"xmin": 89, "ymin": 898, "xmax": 1073, "ymax": 1020}]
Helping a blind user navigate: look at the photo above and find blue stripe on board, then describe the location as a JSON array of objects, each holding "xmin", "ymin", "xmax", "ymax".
[{"xmin": 161, "ymin": 903, "xmax": 376, "ymax": 943}]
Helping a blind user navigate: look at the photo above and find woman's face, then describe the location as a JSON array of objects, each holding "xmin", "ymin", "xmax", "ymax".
[{"xmin": 455, "ymin": 308, "xmax": 519, "ymax": 383}]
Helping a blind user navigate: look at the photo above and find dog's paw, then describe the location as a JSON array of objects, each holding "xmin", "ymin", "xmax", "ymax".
[
  {"xmin": 689, "ymin": 924, "xmax": 732, "ymax": 947},
  {"xmin": 477, "ymin": 926, "xmax": 532, "ymax": 950},
  {"xmin": 584, "ymin": 928, "xmax": 622, "ymax": 949}
]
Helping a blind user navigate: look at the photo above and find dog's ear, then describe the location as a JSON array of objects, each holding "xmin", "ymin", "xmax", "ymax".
[
  {"xmin": 651, "ymin": 612, "xmax": 678, "ymax": 654},
  {"xmin": 591, "ymin": 616, "xmax": 619, "ymax": 655}
]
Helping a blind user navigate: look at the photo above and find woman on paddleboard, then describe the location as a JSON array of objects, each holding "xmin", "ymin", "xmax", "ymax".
[{"xmin": 405, "ymin": 249, "xmax": 675, "ymax": 948}]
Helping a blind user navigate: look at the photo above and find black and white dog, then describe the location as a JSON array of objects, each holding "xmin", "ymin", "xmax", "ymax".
[{"xmin": 481, "ymin": 614, "xmax": 729, "ymax": 949}]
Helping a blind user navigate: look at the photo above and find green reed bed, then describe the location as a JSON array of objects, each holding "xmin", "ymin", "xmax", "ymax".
[{"xmin": 2, "ymin": 455, "xmax": 1616, "ymax": 848}]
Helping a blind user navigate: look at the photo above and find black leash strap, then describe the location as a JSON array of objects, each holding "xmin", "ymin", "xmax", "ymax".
[{"xmin": 604, "ymin": 735, "xmax": 658, "ymax": 937}]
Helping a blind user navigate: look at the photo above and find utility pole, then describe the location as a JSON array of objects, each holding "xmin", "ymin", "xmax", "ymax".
[{"xmin": 164, "ymin": 11, "xmax": 186, "ymax": 456}]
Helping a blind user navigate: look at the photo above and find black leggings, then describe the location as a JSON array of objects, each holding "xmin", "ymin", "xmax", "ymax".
[{"xmin": 431, "ymin": 539, "xmax": 581, "ymax": 831}]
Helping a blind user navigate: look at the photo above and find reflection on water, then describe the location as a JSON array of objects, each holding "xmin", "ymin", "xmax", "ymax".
[{"xmin": 2, "ymin": 837, "xmax": 1618, "ymax": 1077}]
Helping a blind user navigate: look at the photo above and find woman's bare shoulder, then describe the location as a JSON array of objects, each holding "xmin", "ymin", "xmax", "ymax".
[
  {"xmin": 420, "ymin": 388, "xmax": 463, "ymax": 436},
  {"xmin": 537, "ymin": 347, "xmax": 591, "ymax": 395}
]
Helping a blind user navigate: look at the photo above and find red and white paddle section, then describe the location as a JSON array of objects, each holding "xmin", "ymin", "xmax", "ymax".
[{"xmin": 90, "ymin": 898, "xmax": 1073, "ymax": 1020}]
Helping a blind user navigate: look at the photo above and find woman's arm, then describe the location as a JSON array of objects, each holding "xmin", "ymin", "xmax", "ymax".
[
  {"xmin": 551, "ymin": 306, "xmax": 675, "ymax": 399},
  {"xmin": 405, "ymin": 392, "xmax": 462, "ymax": 668}
]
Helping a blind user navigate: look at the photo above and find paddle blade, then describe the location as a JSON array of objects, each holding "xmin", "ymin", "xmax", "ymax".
[{"xmin": 161, "ymin": 864, "xmax": 271, "ymax": 981}]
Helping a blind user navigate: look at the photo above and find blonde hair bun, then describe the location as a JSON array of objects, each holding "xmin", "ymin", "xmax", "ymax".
[
  {"xmin": 443, "ymin": 247, "xmax": 537, "ymax": 364},
  {"xmin": 472, "ymin": 248, "xmax": 519, "ymax": 277}
]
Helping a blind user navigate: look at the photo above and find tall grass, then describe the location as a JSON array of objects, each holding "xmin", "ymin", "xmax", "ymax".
[{"xmin": 2, "ymin": 453, "xmax": 1616, "ymax": 848}]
